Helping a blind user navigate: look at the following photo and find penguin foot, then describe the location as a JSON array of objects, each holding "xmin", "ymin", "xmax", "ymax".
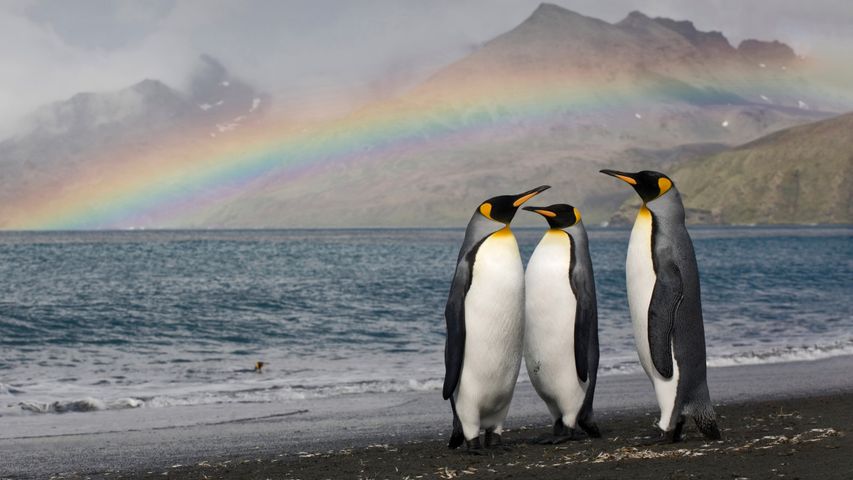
[
  {"xmin": 464, "ymin": 437, "xmax": 484, "ymax": 455},
  {"xmin": 636, "ymin": 428, "xmax": 684, "ymax": 446},
  {"xmin": 637, "ymin": 415, "xmax": 686, "ymax": 445},
  {"xmin": 635, "ymin": 429, "xmax": 669, "ymax": 446},
  {"xmin": 484, "ymin": 431, "xmax": 511, "ymax": 451},
  {"xmin": 579, "ymin": 421, "xmax": 601, "ymax": 439},
  {"xmin": 667, "ymin": 416, "xmax": 686, "ymax": 443},
  {"xmin": 664, "ymin": 429, "xmax": 684, "ymax": 443}
]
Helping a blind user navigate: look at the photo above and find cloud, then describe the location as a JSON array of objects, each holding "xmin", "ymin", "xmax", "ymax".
[
  {"xmin": 0, "ymin": 2, "xmax": 193, "ymax": 136},
  {"xmin": 1, "ymin": 0, "xmax": 851, "ymax": 137}
]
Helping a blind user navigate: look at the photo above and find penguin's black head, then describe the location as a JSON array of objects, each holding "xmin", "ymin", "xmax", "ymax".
[
  {"xmin": 523, "ymin": 204, "xmax": 581, "ymax": 229},
  {"xmin": 479, "ymin": 185, "xmax": 550, "ymax": 224},
  {"xmin": 600, "ymin": 169, "xmax": 673, "ymax": 203}
]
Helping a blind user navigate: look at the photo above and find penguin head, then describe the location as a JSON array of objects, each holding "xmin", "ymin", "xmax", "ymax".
[
  {"xmin": 478, "ymin": 185, "xmax": 550, "ymax": 224},
  {"xmin": 523, "ymin": 204, "xmax": 581, "ymax": 229},
  {"xmin": 600, "ymin": 169, "xmax": 674, "ymax": 203}
]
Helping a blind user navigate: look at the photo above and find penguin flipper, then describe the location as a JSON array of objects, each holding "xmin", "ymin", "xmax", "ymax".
[
  {"xmin": 648, "ymin": 262, "xmax": 683, "ymax": 379},
  {"xmin": 443, "ymin": 258, "xmax": 472, "ymax": 400},
  {"xmin": 571, "ymin": 278, "xmax": 595, "ymax": 383}
]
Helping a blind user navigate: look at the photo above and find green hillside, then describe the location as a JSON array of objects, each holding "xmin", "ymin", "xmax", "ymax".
[
  {"xmin": 673, "ymin": 112, "xmax": 853, "ymax": 224},
  {"xmin": 610, "ymin": 112, "xmax": 853, "ymax": 225}
]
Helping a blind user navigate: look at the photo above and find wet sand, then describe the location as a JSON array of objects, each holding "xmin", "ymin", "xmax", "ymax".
[
  {"xmin": 2, "ymin": 356, "xmax": 853, "ymax": 479},
  {"xmin": 153, "ymin": 393, "xmax": 853, "ymax": 480}
]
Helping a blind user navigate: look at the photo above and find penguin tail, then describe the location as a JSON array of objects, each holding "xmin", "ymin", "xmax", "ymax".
[
  {"xmin": 693, "ymin": 408, "xmax": 722, "ymax": 440},
  {"xmin": 448, "ymin": 413, "xmax": 465, "ymax": 449},
  {"xmin": 448, "ymin": 401, "xmax": 465, "ymax": 449}
]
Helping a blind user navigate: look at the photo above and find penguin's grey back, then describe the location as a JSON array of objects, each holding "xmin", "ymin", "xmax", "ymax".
[{"xmin": 647, "ymin": 190, "xmax": 709, "ymax": 406}]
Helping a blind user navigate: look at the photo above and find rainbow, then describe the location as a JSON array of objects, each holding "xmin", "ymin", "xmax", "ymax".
[{"xmin": 1, "ymin": 64, "xmax": 831, "ymax": 230}]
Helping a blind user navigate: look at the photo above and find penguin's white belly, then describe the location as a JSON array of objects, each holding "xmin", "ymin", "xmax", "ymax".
[
  {"xmin": 524, "ymin": 231, "xmax": 587, "ymax": 427},
  {"xmin": 626, "ymin": 208, "xmax": 680, "ymax": 430},
  {"xmin": 455, "ymin": 229, "xmax": 524, "ymax": 435}
]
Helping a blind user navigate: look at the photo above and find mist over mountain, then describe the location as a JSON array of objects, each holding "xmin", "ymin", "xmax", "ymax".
[
  {"xmin": 1, "ymin": 3, "xmax": 850, "ymax": 229},
  {"xmin": 199, "ymin": 3, "xmax": 845, "ymax": 228},
  {"xmin": 0, "ymin": 55, "xmax": 268, "ymax": 221}
]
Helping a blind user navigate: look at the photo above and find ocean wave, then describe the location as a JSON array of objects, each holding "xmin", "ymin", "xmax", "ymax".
[
  {"xmin": 143, "ymin": 378, "xmax": 446, "ymax": 408},
  {"xmin": 595, "ymin": 339, "xmax": 853, "ymax": 375},
  {"xmin": 5, "ymin": 342, "xmax": 852, "ymax": 416},
  {"xmin": 705, "ymin": 340, "xmax": 853, "ymax": 368},
  {"xmin": 15, "ymin": 397, "xmax": 143, "ymax": 414},
  {"xmin": 3, "ymin": 378, "xmax": 444, "ymax": 415},
  {"xmin": 0, "ymin": 383, "xmax": 25, "ymax": 395}
]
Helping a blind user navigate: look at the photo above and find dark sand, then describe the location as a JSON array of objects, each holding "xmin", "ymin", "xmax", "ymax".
[
  {"xmin": 168, "ymin": 393, "xmax": 853, "ymax": 480},
  {"xmin": 37, "ymin": 394, "xmax": 853, "ymax": 480},
  {"xmin": 3, "ymin": 357, "xmax": 853, "ymax": 479}
]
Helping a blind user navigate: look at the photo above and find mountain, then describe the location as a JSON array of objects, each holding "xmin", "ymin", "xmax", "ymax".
[
  {"xmin": 0, "ymin": 56, "xmax": 269, "ymax": 225},
  {"xmin": 608, "ymin": 112, "xmax": 853, "ymax": 225},
  {"xmin": 677, "ymin": 112, "xmax": 852, "ymax": 224},
  {"xmin": 1, "ymin": 4, "xmax": 850, "ymax": 229},
  {"xmin": 200, "ymin": 4, "xmax": 842, "ymax": 228}
]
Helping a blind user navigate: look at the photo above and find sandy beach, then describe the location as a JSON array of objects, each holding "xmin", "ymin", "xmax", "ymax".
[{"xmin": 2, "ymin": 355, "xmax": 853, "ymax": 479}]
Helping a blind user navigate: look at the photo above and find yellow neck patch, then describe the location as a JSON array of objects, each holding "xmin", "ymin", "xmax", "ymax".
[
  {"xmin": 638, "ymin": 205, "xmax": 652, "ymax": 221},
  {"xmin": 479, "ymin": 203, "xmax": 493, "ymax": 220},
  {"xmin": 573, "ymin": 207, "xmax": 582, "ymax": 223},
  {"xmin": 492, "ymin": 225, "xmax": 513, "ymax": 237}
]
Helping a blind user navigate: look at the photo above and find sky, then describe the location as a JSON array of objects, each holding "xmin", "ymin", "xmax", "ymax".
[{"xmin": 1, "ymin": 0, "xmax": 851, "ymax": 137}]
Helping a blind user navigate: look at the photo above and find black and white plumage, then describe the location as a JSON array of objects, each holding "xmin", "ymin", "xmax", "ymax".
[
  {"xmin": 522, "ymin": 204, "xmax": 600, "ymax": 443},
  {"xmin": 443, "ymin": 185, "xmax": 550, "ymax": 452},
  {"xmin": 601, "ymin": 169, "xmax": 720, "ymax": 442}
]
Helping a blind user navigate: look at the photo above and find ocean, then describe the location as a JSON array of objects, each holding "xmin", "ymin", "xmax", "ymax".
[{"xmin": 0, "ymin": 227, "xmax": 851, "ymax": 417}]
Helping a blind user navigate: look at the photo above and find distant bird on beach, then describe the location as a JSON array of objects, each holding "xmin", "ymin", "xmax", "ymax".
[
  {"xmin": 254, "ymin": 361, "xmax": 265, "ymax": 373},
  {"xmin": 601, "ymin": 169, "xmax": 721, "ymax": 442},
  {"xmin": 523, "ymin": 204, "xmax": 601, "ymax": 443},
  {"xmin": 443, "ymin": 185, "xmax": 550, "ymax": 453}
]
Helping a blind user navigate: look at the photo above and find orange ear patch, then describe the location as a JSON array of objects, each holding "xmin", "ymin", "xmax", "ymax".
[
  {"xmin": 479, "ymin": 203, "xmax": 493, "ymax": 219},
  {"xmin": 573, "ymin": 207, "xmax": 582, "ymax": 223},
  {"xmin": 658, "ymin": 177, "xmax": 673, "ymax": 196}
]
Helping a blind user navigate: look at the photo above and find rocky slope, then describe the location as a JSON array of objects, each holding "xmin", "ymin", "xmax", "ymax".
[
  {"xmin": 1, "ymin": 4, "xmax": 849, "ymax": 228},
  {"xmin": 609, "ymin": 112, "xmax": 853, "ymax": 225},
  {"xmin": 204, "ymin": 3, "xmax": 840, "ymax": 227}
]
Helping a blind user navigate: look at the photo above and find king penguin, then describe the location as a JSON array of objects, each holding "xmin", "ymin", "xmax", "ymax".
[
  {"xmin": 522, "ymin": 204, "xmax": 600, "ymax": 443},
  {"xmin": 600, "ymin": 169, "xmax": 721, "ymax": 442},
  {"xmin": 444, "ymin": 185, "xmax": 550, "ymax": 452}
]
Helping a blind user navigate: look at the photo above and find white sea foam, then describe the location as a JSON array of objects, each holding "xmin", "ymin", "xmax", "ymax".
[
  {"xmin": 597, "ymin": 340, "xmax": 853, "ymax": 376},
  {"xmin": 5, "ymin": 340, "xmax": 851, "ymax": 417},
  {"xmin": 2, "ymin": 378, "xmax": 444, "ymax": 416},
  {"xmin": 0, "ymin": 383, "xmax": 25, "ymax": 395},
  {"xmin": 706, "ymin": 341, "xmax": 853, "ymax": 368},
  {"xmin": 18, "ymin": 397, "xmax": 107, "ymax": 414}
]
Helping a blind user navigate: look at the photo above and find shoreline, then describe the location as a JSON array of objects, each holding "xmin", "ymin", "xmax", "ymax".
[
  {"xmin": 2, "ymin": 355, "xmax": 853, "ymax": 478},
  {"xmin": 154, "ymin": 392, "xmax": 853, "ymax": 480}
]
